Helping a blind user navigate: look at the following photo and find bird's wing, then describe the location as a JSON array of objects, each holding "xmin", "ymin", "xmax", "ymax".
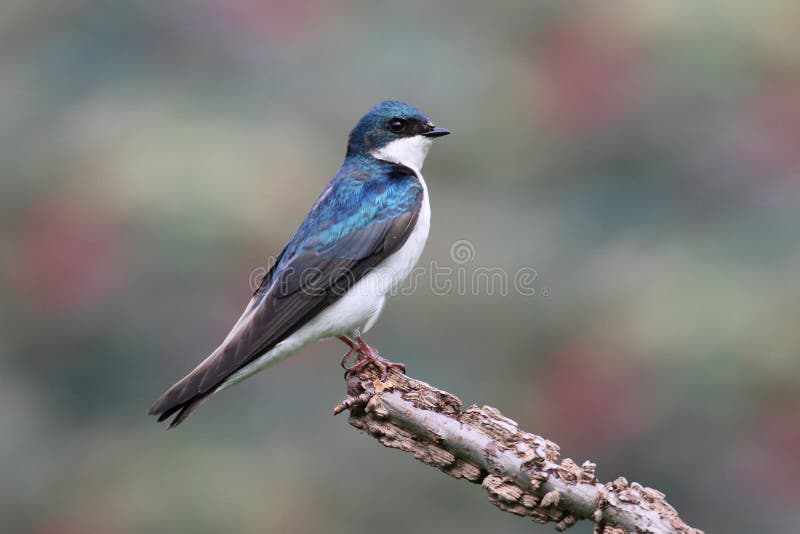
[{"xmin": 149, "ymin": 166, "xmax": 422, "ymax": 426}]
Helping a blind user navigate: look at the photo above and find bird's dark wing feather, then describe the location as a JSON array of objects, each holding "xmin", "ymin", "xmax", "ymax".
[{"xmin": 148, "ymin": 194, "xmax": 420, "ymax": 427}]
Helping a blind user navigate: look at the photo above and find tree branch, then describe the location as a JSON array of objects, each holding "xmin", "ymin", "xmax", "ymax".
[{"xmin": 334, "ymin": 365, "xmax": 703, "ymax": 534}]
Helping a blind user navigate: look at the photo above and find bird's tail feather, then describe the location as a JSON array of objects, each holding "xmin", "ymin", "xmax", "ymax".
[
  {"xmin": 149, "ymin": 335, "xmax": 297, "ymax": 428},
  {"xmin": 154, "ymin": 394, "xmax": 211, "ymax": 428},
  {"xmin": 148, "ymin": 363, "xmax": 217, "ymax": 428}
]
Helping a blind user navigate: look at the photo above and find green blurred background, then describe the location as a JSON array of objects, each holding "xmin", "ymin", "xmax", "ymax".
[{"xmin": 2, "ymin": 1, "xmax": 799, "ymax": 532}]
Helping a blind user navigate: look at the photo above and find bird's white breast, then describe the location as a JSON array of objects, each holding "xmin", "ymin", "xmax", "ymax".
[
  {"xmin": 365, "ymin": 134, "xmax": 433, "ymax": 298},
  {"xmin": 367, "ymin": 174, "xmax": 430, "ymax": 294}
]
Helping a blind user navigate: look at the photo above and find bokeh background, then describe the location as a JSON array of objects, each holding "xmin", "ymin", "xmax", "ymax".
[{"xmin": 2, "ymin": 1, "xmax": 799, "ymax": 532}]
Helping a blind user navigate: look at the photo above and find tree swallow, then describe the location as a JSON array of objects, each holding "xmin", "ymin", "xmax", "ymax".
[{"xmin": 149, "ymin": 101, "xmax": 450, "ymax": 427}]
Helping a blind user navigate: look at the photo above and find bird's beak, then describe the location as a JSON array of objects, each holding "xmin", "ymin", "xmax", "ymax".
[{"xmin": 421, "ymin": 127, "xmax": 451, "ymax": 138}]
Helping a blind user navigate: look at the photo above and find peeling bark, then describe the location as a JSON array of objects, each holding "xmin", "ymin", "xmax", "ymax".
[{"xmin": 335, "ymin": 366, "xmax": 703, "ymax": 534}]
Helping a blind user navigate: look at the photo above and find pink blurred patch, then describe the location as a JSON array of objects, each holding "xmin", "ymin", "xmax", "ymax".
[
  {"xmin": 30, "ymin": 519, "xmax": 94, "ymax": 534},
  {"xmin": 215, "ymin": 0, "xmax": 325, "ymax": 40},
  {"xmin": 529, "ymin": 16, "xmax": 644, "ymax": 134},
  {"xmin": 7, "ymin": 197, "xmax": 126, "ymax": 314},
  {"xmin": 531, "ymin": 341, "xmax": 651, "ymax": 453},
  {"xmin": 738, "ymin": 83, "xmax": 800, "ymax": 176},
  {"xmin": 738, "ymin": 397, "xmax": 800, "ymax": 500}
]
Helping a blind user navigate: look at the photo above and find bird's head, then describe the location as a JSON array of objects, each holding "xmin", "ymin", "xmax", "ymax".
[{"xmin": 346, "ymin": 100, "xmax": 450, "ymax": 171}]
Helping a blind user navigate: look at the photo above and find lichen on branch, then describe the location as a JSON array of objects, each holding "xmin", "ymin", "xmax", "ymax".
[{"xmin": 335, "ymin": 366, "xmax": 702, "ymax": 534}]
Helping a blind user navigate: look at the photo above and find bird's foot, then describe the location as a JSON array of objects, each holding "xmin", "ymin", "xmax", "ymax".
[
  {"xmin": 343, "ymin": 335, "xmax": 406, "ymax": 380},
  {"xmin": 333, "ymin": 335, "xmax": 405, "ymax": 415},
  {"xmin": 338, "ymin": 335, "xmax": 359, "ymax": 369}
]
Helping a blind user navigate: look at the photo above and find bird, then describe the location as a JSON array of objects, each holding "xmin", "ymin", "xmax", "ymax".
[{"xmin": 149, "ymin": 101, "xmax": 450, "ymax": 427}]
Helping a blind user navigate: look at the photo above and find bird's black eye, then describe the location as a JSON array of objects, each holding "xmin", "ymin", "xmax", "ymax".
[{"xmin": 388, "ymin": 118, "xmax": 407, "ymax": 133}]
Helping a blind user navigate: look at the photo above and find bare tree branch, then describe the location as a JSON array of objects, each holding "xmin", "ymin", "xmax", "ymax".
[{"xmin": 334, "ymin": 366, "xmax": 703, "ymax": 534}]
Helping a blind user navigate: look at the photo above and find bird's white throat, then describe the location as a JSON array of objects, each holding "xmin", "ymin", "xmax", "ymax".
[{"xmin": 371, "ymin": 135, "xmax": 433, "ymax": 173}]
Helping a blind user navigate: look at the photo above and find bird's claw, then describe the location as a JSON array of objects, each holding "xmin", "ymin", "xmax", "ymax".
[
  {"xmin": 340, "ymin": 347, "xmax": 357, "ymax": 369},
  {"xmin": 334, "ymin": 335, "xmax": 405, "ymax": 414},
  {"xmin": 346, "ymin": 355, "xmax": 405, "ymax": 380},
  {"xmin": 338, "ymin": 335, "xmax": 406, "ymax": 380}
]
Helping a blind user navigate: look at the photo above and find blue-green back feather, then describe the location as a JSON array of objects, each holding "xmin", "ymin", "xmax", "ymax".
[{"xmin": 268, "ymin": 155, "xmax": 423, "ymax": 288}]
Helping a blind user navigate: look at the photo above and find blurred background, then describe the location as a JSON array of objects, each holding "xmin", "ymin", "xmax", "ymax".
[{"xmin": 2, "ymin": 1, "xmax": 799, "ymax": 532}]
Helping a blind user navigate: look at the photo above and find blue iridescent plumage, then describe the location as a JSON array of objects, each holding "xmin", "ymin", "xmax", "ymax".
[{"xmin": 262, "ymin": 155, "xmax": 423, "ymax": 300}]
